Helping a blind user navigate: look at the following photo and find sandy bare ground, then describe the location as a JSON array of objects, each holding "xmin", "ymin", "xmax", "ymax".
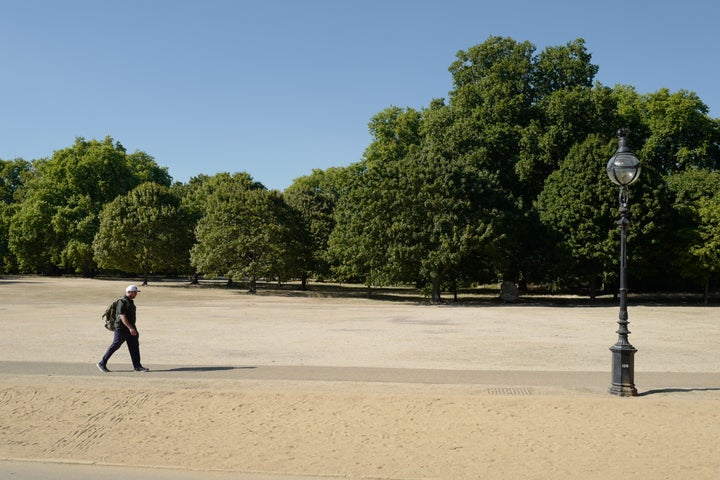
[{"xmin": 1, "ymin": 276, "xmax": 719, "ymax": 479}]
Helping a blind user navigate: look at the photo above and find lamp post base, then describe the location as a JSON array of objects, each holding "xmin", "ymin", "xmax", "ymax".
[{"xmin": 609, "ymin": 345, "xmax": 637, "ymax": 396}]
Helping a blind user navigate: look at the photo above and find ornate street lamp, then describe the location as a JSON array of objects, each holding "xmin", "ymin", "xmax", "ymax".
[{"xmin": 606, "ymin": 128, "xmax": 641, "ymax": 396}]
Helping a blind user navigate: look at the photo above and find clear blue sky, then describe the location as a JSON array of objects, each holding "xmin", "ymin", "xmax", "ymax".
[{"xmin": 2, "ymin": 0, "xmax": 718, "ymax": 191}]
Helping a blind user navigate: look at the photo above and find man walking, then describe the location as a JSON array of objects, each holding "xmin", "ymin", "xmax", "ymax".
[{"xmin": 97, "ymin": 285, "xmax": 149, "ymax": 372}]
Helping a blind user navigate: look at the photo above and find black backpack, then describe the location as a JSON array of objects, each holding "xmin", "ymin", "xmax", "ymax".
[{"xmin": 102, "ymin": 298, "xmax": 123, "ymax": 331}]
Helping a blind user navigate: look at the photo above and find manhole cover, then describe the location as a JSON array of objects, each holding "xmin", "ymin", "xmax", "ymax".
[{"xmin": 486, "ymin": 387, "xmax": 533, "ymax": 396}]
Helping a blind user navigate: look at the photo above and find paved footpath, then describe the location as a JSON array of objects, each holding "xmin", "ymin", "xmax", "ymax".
[
  {"xmin": 0, "ymin": 460, "xmax": 334, "ymax": 480},
  {"xmin": 2, "ymin": 360, "xmax": 720, "ymax": 393}
]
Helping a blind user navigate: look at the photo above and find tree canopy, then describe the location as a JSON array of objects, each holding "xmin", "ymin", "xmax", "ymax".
[
  {"xmin": 93, "ymin": 182, "xmax": 194, "ymax": 285},
  {"xmin": 8, "ymin": 137, "xmax": 170, "ymax": 275},
  {"xmin": 189, "ymin": 173, "xmax": 310, "ymax": 292},
  {"xmin": 2, "ymin": 36, "xmax": 719, "ymax": 301}
]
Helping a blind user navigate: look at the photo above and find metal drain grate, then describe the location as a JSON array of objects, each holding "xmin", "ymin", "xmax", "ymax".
[{"xmin": 486, "ymin": 386, "xmax": 534, "ymax": 396}]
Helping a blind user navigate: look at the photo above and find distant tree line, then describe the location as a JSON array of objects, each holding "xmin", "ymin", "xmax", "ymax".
[{"xmin": 1, "ymin": 37, "xmax": 719, "ymax": 302}]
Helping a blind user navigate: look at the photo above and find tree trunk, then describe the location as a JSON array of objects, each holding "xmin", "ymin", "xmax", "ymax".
[{"xmin": 431, "ymin": 276, "xmax": 442, "ymax": 303}]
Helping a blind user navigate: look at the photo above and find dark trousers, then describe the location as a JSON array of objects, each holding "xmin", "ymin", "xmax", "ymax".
[{"xmin": 101, "ymin": 328, "xmax": 141, "ymax": 369}]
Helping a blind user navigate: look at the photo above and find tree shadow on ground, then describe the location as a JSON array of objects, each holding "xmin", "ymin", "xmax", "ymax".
[{"xmin": 91, "ymin": 275, "xmax": 718, "ymax": 307}]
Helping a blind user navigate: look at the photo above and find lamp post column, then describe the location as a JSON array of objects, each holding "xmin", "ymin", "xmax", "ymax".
[
  {"xmin": 609, "ymin": 187, "xmax": 637, "ymax": 396},
  {"xmin": 606, "ymin": 128, "xmax": 640, "ymax": 396}
]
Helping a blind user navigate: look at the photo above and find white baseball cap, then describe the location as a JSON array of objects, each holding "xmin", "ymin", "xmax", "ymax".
[{"xmin": 126, "ymin": 285, "xmax": 141, "ymax": 293}]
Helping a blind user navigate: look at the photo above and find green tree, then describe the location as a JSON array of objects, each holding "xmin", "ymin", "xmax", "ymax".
[
  {"xmin": 517, "ymin": 86, "xmax": 618, "ymax": 200},
  {"xmin": 616, "ymin": 87, "xmax": 719, "ymax": 290},
  {"xmin": 448, "ymin": 36, "xmax": 535, "ymax": 123},
  {"xmin": 531, "ymin": 38, "xmax": 598, "ymax": 98},
  {"xmin": 640, "ymin": 89, "xmax": 720, "ymax": 174},
  {"xmin": 328, "ymin": 102, "xmax": 510, "ymax": 302},
  {"xmin": 126, "ymin": 150, "xmax": 173, "ymax": 186},
  {"xmin": 398, "ymin": 145, "xmax": 504, "ymax": 301},
  {"xmin": 443, "ymin": 37, "xmax": 604, "ymax": 288},
  {"xmin": 327, "ymin": 107, "xmax": 424, "ymax": 293},
  {"xmin": 535, "ymin": 135, "xmax": 619, "ymax": 296},
  {"xmin": 413, "ymin": 102, "xmax": 513, "ymax": 300},
  {"xmin": 93, "ymin": 182, "xmax": 194, "ymax": 284},
  {"xmin": 536, "ymin": 125, "xmax": 676, "ymax": 297},
  {"xmin": 174, "ymin": 172, "xmax": 265, "ymax": 282},
  {"xmin": 9, "ymin": 195, "xmax": 61, "ymax": 273},
  {"xmin": 284, "ymin": 167, "xmax": 342, "ymax": 283},
  {"xmin": 190, "ymin": 180, "xmax": 306, "ymax": 292},
  {"xmin": 0, "ymin": 158, "xmax": 31, "ymax": 204},
  {"xmin": 0, "ymin": 158, "xmax": 32, "ymax": 272},
  {"xmin": 446, "ymin": 37, "xmax": 535, "ymax": 197},
  {"xmin": 693, "ymin": 196, "xmax": 720, "ymax": 302},
  {"xmin": 326, "ymin": 162, "xmax": 389, "ymax": 289},
  {"xmin": 667, "ymin": 169, "xmax": 720, "ymax": 301},
  {"xmin": 177, "ymin": 172, "xmax": 265, "ymax": 219},
  {"xmin": 9, "ymin": 137, "xmax": 169, "ymax": 275}
]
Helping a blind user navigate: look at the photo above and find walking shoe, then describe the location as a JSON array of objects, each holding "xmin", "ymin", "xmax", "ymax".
[
  {"xmin": 134, "ymin": 366, "xmax": 150, "ymax": 372},
  {"xmin": 96, "ymin": 362, "xmax": 110, "ymax": 373}
]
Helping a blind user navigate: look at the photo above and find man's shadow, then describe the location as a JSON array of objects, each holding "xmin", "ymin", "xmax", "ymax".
[{"xmin": 154, "ymin": 366, "xmax": 256, "ymax": 372}]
